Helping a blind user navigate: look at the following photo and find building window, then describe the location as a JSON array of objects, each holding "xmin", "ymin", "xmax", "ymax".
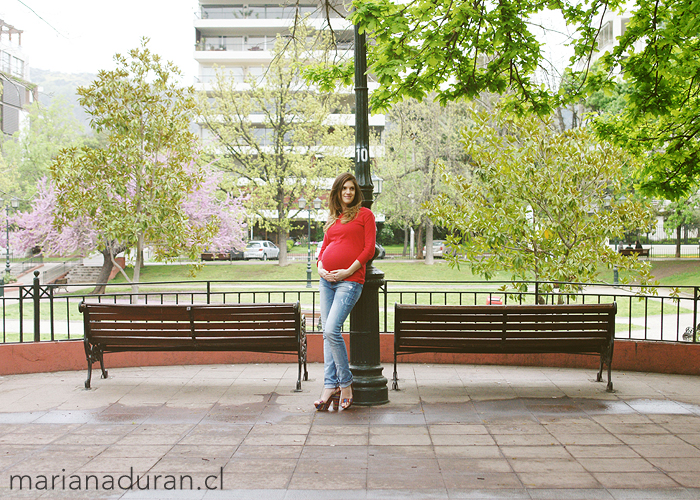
[
  {"xmin": 200, "ymin": 4, "xmax": 326, "ymax": 20},
  {"xmin": 1, "ymin": 51, "xmax": 10, "ymax": 73},
  {"xmin": 598, "ymin": 21, "xmax": 614, "ymax": 50},
  {"xmin": 201, "ymin": 66, "xmax": 245, "ymax": 84}
]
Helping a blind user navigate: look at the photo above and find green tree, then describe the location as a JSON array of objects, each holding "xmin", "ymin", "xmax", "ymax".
[
  {"xmin": 660, "ymin": 195, "xmax": 700, "ymax": 259},
  {"xmin": 428, "ymin": 108, "xmax": 655, "ymax": 297},
  {"xmin": 586, "ymin": 0, "xmax": 700, "ymax": 199},
  {"xmin": 51, "ymin": 40, "xmax": 214, "ymax": 292},
  {"xmin": 1, "ymin": 97, "xmax": 84, "ymax": 199},
  {"xmin": 198, "ymin": 25, "xmax": 353, "ymax": 265},
  {"xmin": 377, "ymin": 97, "xmax": 469, "ymax": 262},
  {"xmin": 309, "ymin": 0, "xmax": 700, "ymax": 200}
]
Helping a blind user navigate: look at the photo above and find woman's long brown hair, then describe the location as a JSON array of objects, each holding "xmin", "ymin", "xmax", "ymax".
[{"xmin": 324, "ymin": 173, "xmax": 364, "ymax": 232}]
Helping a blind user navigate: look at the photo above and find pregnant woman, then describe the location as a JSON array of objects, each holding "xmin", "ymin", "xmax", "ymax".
[{"xmin": 314, "ymin": 173, "xmax": 376, "ymax": 411}]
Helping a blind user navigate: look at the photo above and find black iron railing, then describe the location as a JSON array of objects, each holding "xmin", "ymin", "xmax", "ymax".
[{"xmin": 1, "ymin": 272, "xmax": 698, "ymax": 345}]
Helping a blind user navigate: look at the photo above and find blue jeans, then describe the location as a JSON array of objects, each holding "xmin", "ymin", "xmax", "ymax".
[{"xmin": 319, "ymin": 278, "xmax": 363, "ymax": 389}]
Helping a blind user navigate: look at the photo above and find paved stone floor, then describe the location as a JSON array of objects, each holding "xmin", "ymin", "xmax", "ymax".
[{"xmin": 1, "ymin": 363, "xmax": 700, "ymax": 499}]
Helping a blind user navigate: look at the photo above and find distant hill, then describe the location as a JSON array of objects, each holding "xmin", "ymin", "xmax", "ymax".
[{"xmin": 30, "ymin": 68, "xmax": 96, "ymax": 133}]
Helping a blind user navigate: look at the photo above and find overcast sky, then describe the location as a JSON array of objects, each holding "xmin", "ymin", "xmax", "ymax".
[{"xmin": 2, "ymin": 0, "xmax": 200, "ymax": 84}]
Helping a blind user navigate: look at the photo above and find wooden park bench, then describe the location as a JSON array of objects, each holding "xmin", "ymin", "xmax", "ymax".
[
  {"xmin": 52, "ymin": 277, "xmax": 69, "ymax": 293},
  {"xmin": 618, "ymin": 248, "xmax": 650, "ymax": 258},
  {"xmin": 393, "ymin": 303, "xmax": 617, "ymax": 392},
  {"xmin": 79, "ymin": 302, "xmax": 307, "ymax": 391}
]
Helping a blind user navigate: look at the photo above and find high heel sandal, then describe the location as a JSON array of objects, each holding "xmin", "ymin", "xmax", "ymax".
[
  {"xmin": 314, "ymin": 388, "xmax": 340, "ymax": 411},
  {"xmin": 340, "ymin": 384, "xmax": 353, "ymax": 410}
]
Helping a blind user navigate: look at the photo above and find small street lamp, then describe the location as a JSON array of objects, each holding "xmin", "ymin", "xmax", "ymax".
[
  {"xmin": 298, "ymin": 197, "xmax": 322, "ymax": 288},
  {"xmin": 371, "ymin": 175, "xmax": 383, "ymax": 197},
  {"xmin": 0, "ymin": 196, "xmax": 20, "ymax": 283}
]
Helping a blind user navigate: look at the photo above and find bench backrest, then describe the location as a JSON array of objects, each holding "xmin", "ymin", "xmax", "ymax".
[
  {"xmin": 395, "ymin": 303, "xmax": 616, "ymax": 353},
  {"xmin": 79, "ymin": 302, "xmax": 302, "ymax": 351}
]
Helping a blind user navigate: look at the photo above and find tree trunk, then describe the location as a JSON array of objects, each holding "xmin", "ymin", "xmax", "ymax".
[
  {"xmin": 425, "ymin": 218, "xmax": 434, "ymax": 265},
  {"xmin": 131, "ymin": 234, "xmax": 144, "ymax": 302},
  {"xmin": 676, "ymin": 225, "xmax": 682, "ymax": 258},
  {"xmin": 90, "ymin": 248, "xmax": 115, "ymax": 295},
  {"xmin": 403, "ymin": 225, "xmax": 408, "ymax": 257},
  {"xmin": 416, "ymin": 223, "xmax": 424, "ymax": 259},
  {"xmin": 278, "ymin": 227, "xmax": 289, "ymax": 266}
]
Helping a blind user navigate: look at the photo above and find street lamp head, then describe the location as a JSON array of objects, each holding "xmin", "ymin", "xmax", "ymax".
[
  {"xmin": 313, "ymin": 197, "xmax": 322, "ymax": 210},
  {"xmin": 371, "ymin": 175, "xmax": 383, "ymax": 195},
  {"xmin": 298, "ymin": 197, "xmax": 306, "ymax": 210},
  {"xmin": 11, "ymin": 198, "xmax": 19, "ymax": 209}
]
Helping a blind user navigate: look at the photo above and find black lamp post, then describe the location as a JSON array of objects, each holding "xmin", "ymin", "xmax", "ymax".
[
  {"xmin": 1, "ymin": 197, "xmax": 20, "ymax": 282},
  {"xmin": 299, "ymin": 197, "xmax": 322, "ymax": 288},
  {"xmin": 349, "ymin": 22, "xmax": 389, "ymax": 405}
]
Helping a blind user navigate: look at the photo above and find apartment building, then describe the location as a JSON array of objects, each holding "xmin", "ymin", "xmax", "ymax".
[
  {"xmin": 193, "ymin": 0, "xmax": 385, "ymax": 143},
  {"xmin": 0, "ymin": 19, "xmax": 36, "ymax": 136}
]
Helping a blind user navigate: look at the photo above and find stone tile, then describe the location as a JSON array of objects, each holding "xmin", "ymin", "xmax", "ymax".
[
  {"xmin": 368, "ymin": 433, "xmax": 432, "ymax": 446},
  {"xmin": 241, "ymin": 434, "xmax": 307, "ymax": 446},
  {"xmin": 549, "ymin": 432, "xmax": 624, "ymax": 446},
  {"xmin": 295, "ymin": 458, "xmax": 367, "ymax": 474},
  {"xmin": 308, "ymin": 425, "xmax": 367, "ymax": 435},
  {"xmin": 434, "ymin": 446, "xmax": 502, "ymax": 459},
  {"xmin": 224, "ymin": 472, "xmax": 291, "ymax": 489},
  {"xmin": 76, "ymin": 456, "xmax": 161, "ymax": 473},
  {"xmin": 592, "ymin": 472, "xmax": 680, "ymax": 489},
  {"xmin": 647, "ymin": 457, "xmax": 700, "ymax": 472},
  {"xmin": 300, "ymin": 445, "xmax": 368, "ymax": 460},
  {"xmin": 492, "ymin": 434, "xmax": 560, "ymax": 446},
  {"xmin": 577, "ymin": 458, "xmax": 657, "ymax": 473},
  {"xmin": 442, "ymin": 472, "xmax": 523, "ymax": 490},
  {"xmin": 438, "ymin": 458, "xmax": 513, "ymax": 473},
  {"xmin": 306, "ymin": 433, "xmax": 368, "ymax": 446},
  {"xmin": 431, "ymin": 434, "xmax": 496, "ymax": 446},
  {"xmin": 367, "ymin": 445, "xmax": 435, "ymax": 458},
  {"xmin": 486, "ymin": 424, "xmax": 549, "ymax": 435},
  {"xmin": 500, "ymin": 446, "xmax": 572, "ymax": 459},
  {"xmin": 527, "ymin": 488, "xmax": 614, "ymax": 499},
  {"xmin": 289, "ymin": 471, "xmax": 365, "ymax": 490},
  {"xmin": 99, "ymin": 444, "xmax": 174, "ymax": 458},
  {"xmin": 667, "ymin": 472, "xmax": 700, "ymax": 488},
  {"xmin": 428, "ymin": 424, "xmax": 489, "ymax": 435},
  {"xmin": 630, "ymin": 443, "xmax": 700, "ymax": 458},
  {"xmin": 509, "ymin": 458, "xmax": 586, "ymax": 474},
  {"xmin": 367, "ymin": 472, "xmax": 445, "ymax": 489},
  {"xmin": 248, "ymin": 424, "xmax": 311, "ymax": 435},
  {"xmin": 233, "ymin": 445, "xmax": 303, "ymax": 459},
  {"xmin": 367, "ymin": 456, "xmax": 440, "ymax": 473},
  {"xmin": 565, "ymin": 445, "xmax": 640, "ymax": 459},
  {"xmin": 369, "ymin": 424, "xmax": 429, "ymax": 435},
  {"xmin": 616, "ymin": 433, "xmax": 689, "ymax": 445},
  {"xmin": 517, "ymin": 472, "xmax": 600, "ymax": 489},
  {"xmin": 223, "ymin": 458, "xmax": 298, "ymax": 475}
]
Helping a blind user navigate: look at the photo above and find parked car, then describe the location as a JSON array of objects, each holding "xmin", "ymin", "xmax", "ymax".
[
  {"xmin": 424, "ymin": 240, "xmax": 454, "ymax": 258},
  {"xmin": 244, "ymin": 240, "xmax": 280, "ymax": 261}
]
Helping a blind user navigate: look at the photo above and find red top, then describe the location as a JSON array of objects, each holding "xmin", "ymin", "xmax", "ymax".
[{"xmin": 317, "ymin": 207, "xmax": 376, "ymax": 284}]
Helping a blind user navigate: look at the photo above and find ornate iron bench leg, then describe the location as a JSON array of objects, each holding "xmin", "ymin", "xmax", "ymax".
[
  {"xmin": 597, "ymin": 355, "xmax": 604, "ymax": 382},
  {"xmin": 98, "ymin": 348, "xmax": 108, "ymax": 379},
  {"xmin": 392, "ymin": 353, "xmax": 399, "ymax": 390}
]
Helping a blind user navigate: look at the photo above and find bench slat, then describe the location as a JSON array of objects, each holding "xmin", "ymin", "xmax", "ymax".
[
  {"xmin": 80, "ymin": 301, "xmax": 307, "ymax": 390},
  {"xmin": 393, "ymin": 302, "xmax": 616, "ymax": 392}
]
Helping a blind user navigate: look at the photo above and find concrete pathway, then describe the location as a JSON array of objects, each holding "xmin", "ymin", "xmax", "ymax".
[{"xmin": 1, "ymin": 363, "xmax": 700, "ymax": 499}]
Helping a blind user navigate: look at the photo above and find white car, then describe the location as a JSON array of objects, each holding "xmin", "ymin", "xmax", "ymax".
[{"xmin": 244, "ymin": 240, "xmax": 279, "ymax": 261}]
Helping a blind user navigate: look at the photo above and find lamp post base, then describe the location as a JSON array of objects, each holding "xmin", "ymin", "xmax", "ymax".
[{"xmin": 349, "ymin": 263, "xmax": 389, "ymax": 406}]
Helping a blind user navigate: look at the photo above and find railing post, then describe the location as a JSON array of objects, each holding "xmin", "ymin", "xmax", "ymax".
[
  {"xmin": 33, "ymin": 270, "xmax": 40, "ymax": 342},
  {"xmin": 207, "ymin": 281, "xmax": 211, "ymax": 304},
  {"xmin": 694, "ymin": 287, "xmax": 698, "ymax": 343}
]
